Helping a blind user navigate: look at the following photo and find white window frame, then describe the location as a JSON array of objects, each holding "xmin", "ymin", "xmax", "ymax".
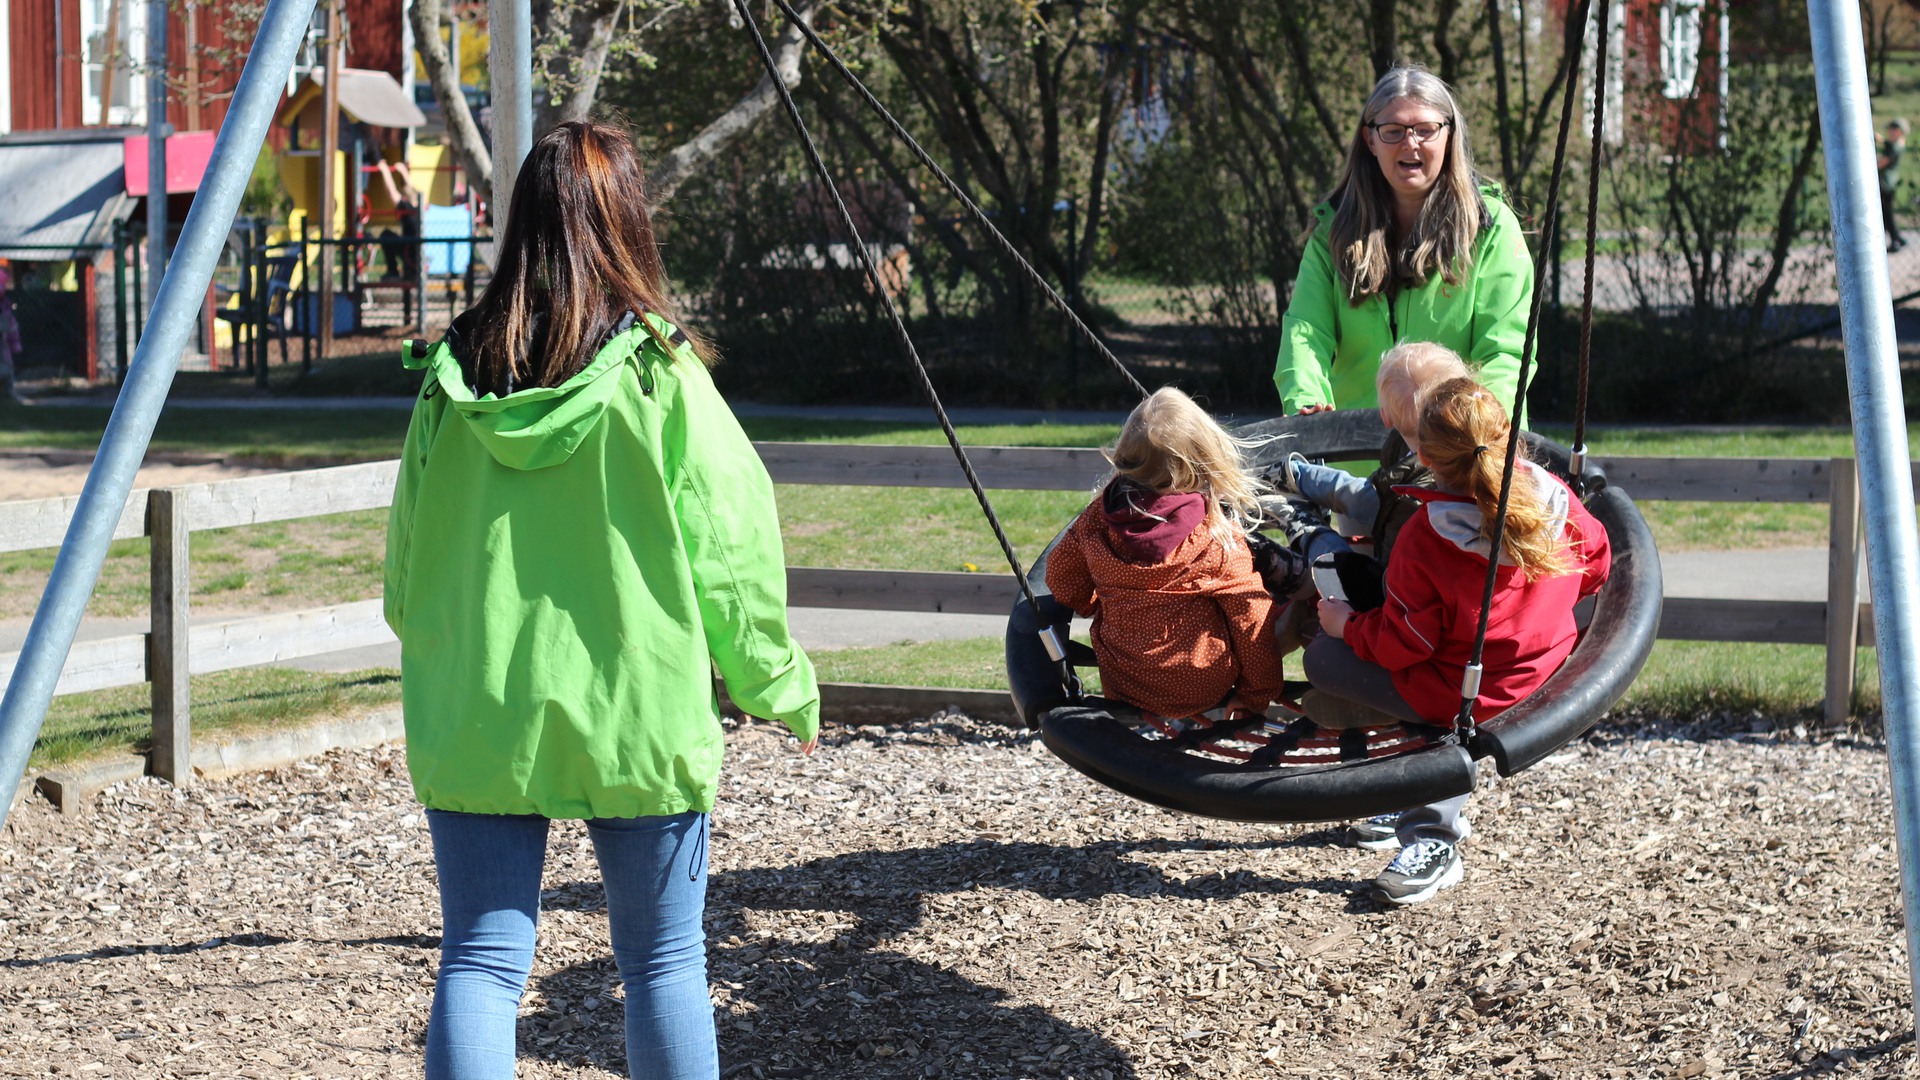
[
  {"xmin": 80, "ymin": 0, "xmax": 148, "ymax": 125},
  {"xmin": 1583, "ymin": 0, "xmax": 1627, "ymax": 144},
  {"xmin": 1661, "ymin": 0, "xmax": 1705, "ymax": 100}
]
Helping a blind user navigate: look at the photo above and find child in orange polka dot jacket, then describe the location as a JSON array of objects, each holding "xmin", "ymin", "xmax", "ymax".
[{"xmin": 1045, "ymin": 387, "xmax": 1295, "ymax": 722}]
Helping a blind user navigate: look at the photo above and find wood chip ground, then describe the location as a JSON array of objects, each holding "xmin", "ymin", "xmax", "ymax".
[{"xmin": 0, "ymin": 710, "xmax": 1912, "ymax": 1078}]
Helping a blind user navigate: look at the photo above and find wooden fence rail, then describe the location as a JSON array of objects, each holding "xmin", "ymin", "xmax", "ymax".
[{"xmin": 0, "ymin": 445, "xmax": 1896, "ymax": 780}]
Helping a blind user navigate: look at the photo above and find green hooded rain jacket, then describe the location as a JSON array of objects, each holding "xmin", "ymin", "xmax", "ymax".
[
  {"xmin": 384, "ymin": 317, "xmax": 820, "ymax": 820},
  {"xmin": 1274, "ymin": 184, "xmax": 1534, "ymax": 421}
]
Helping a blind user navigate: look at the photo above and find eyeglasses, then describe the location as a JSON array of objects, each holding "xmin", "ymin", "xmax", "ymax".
[{"xmin": 1368, "ymin": 120, "xmax": 1452, "ymax": 145}]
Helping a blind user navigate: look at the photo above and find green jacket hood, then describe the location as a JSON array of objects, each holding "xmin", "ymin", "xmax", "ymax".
[{"xmin": 401, "ymin": 316, "xmax": 663, "ymax": 472}]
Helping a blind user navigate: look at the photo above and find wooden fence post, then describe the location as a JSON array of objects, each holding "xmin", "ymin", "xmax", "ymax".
[
  {"xmin": 148, "ymin": 487, "xmax": 191, "ymax": 784},
  {"xmin": 1825, "ymin": 457, "xmax": 1863, "ymax": 725}
]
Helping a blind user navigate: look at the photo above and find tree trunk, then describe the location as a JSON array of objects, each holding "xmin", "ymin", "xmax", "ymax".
[
  {"xmin": 1366, "ymin": 0, "xmax": 1398, "ymax": 80},
  {"xmin": 531, "ymin": 0, "xmax": 622, "ymax": 132},
  {"xmin": 1748, "ymin": 109, "xmax": 1824, "ymax": 327},
  {"xmin": 1486, "ymin": 0, "xmax": 1517, "ymax": 189},
  {"xmin": 646, "ymin": 4, "xmax": 816, "ymax": 204},
  {"xmin": 413, "ymin": 0, "xmax": 814, "ymax": 208},
  {"xmin": 1433, "ymin": 0, "xmax": 1461, "ymax": 85},
  {"xmin": 409, "ymin": 0, "xmax": 493, "ymax": 203}
]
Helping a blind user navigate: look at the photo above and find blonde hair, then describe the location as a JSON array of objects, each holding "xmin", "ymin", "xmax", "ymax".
[
  {"xmin": 1377, "ymin": 341, "xmax": 1471, "ymax": 434},
  {"xmin": 1106, "ymin": 387, "xmax": 1268, "ymax": 548},
  {"xmin": 1417, "ymin": 377, "xmax": 1572, "ymax": 579},
  {"xmin": 1326, "ymin": 65, "xmax": 1488, "ymax": 305}
]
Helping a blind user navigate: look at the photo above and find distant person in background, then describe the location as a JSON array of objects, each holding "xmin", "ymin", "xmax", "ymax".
[
  {"xmin": 1881, "ymin": 118, "xmax": 1908, "ymax": 253},
  {"xmin": 374, "ymin": 158, "xmax": 424, "ymax": 280},
  {"xmin": 0, "ymin": 261, "xmax": 21, "ymax": 399}
]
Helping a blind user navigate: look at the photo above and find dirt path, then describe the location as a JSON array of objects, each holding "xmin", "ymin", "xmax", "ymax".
[
  {"xmin": 0, "ymin": 709, "xmax": 1909, "ymax": 1078},
  {"xmin": 0, "ymin": 451, "xmax": 282, "ymax": 504}
]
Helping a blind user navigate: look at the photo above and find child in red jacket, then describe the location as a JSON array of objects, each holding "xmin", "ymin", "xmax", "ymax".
[
  {"xmin": 1046, "ymin": 387, "xmax": 1289, "ymax": 723},
  {"xmin": 1309, "ymin": 376, "xmax": 1611, "ymax": 905}
]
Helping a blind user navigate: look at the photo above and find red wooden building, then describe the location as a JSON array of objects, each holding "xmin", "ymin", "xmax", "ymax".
[
  {"xmin": 3, "ymin": 0, "xmax": 405, "ymax": 135},
  {"xmin": 1570, "ymin": 0, "xmax": 1731, "ymax": 149},
  {"xmin": 0, "ymin": 0, "xmax": 407, "ymax": 380}
]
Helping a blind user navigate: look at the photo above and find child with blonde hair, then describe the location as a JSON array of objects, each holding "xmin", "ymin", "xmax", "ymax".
[
  {"xmin": 1273, "ymin": 341, "xmax": 1470, "ymax": 558},
  {"xmin": 1307, "ymin": 377, "xmax": 1611, "ymax": 904},
  {"xmin": 1046, "ymin": 387, "xmax": 1291, "ymax": 722}
]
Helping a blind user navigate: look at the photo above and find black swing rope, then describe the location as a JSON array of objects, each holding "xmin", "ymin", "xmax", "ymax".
[
  {"xmin": 739, "ymin": 0, "xmax": 1612, "ymax": 744},
  {"xmin": 1456, "ymin": 0, "xmax": 1605, "ymax": 733},
  {"xmin": 730, "ymin": 0, "xmax": 1086, "ymax": 687},
  {"xmin": 1573, "ymin": 0, "xmax": 1612, "ymax": 481},
  {"xmin": 761, "ymin": 0, "xmax": 1147, "ymax": 400}
]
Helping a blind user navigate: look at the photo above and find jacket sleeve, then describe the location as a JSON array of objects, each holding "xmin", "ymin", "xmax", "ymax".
[
  {"xmin": 1465, "ymin": 199, "xmax": 1535, "ymax": 417},
  {"xmin": 1214, "ymin": 561, "xmax": 1286, "ymax": 709},
  {"xmin": 1342, "ymin": 529, "xmax": 1449, "ymax": 674},
  {"xmin": 1044, "ymin": 511, "xmax": 1099, "ymax": 618},
  {"xmin": 382, "ymin": 369, "xmax": 444, "ymax": 639},
  {"xmin": 1567, "ymin": 494, "xmax": 1613, "ymax": 598},
  {"xmin": 1275, "ymin": 229, "xmax": 1342, "ymax": 413},
  {"xmin": 667, "ymin": 356, "xmax": 821, "ymax": 742}
]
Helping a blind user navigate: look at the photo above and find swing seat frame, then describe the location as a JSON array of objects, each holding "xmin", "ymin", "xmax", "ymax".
[{"xmin": 1006, "ymin": 409, "xmax": 1664, "ymax": 824}]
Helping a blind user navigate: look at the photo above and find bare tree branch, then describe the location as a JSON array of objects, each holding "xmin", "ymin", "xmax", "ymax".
[
  {"xmin": 532, "ymin": 0, "xmax": 623, "ymax": 132},
  {"xmin": 646, "ymin": 3, "xmax": 816, "ymax": 204},
  {"xmin": 410, "ymin": 0, "xmax": 493, "ymax": 202}
]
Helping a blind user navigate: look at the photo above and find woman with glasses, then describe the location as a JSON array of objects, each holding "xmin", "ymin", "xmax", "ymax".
[
  {"xmin": 1274, "ymin": 64, "xmax": 1533, "ymax": 424},
  {"xmin": 1271, "ymin": 65, "xmax": 1534, "ymax": 906}
]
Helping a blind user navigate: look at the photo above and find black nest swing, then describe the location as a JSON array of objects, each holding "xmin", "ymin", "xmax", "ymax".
[
  {"xmin": 736, "ymin": 0, "xmax": 1655, "ymax": 824},
  {"xmin": 1005, "ymin": 409, "xmax": 1663, "ymax": 824}
]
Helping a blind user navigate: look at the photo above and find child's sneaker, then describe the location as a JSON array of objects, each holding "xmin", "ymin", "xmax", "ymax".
[
  {"xmin": 1249, "ymin": 532, "xmax": 1309, "ymax": 597},
  {"xmin": 1347, "ymin": 813, "xmax": 1471, "ymax": 851},
  {"xmin": 1265, "ymin": 451, "xmax": 1312, "ymax": 497},
  {"xmin": 1372, "ymin": 839, "xmax": 1464, "ymax": 905},
  {"xmin": 1346, "ymin": 813, "xmax": 1403, "ymax": 851},
  {"xmin": 1256, "ymin": 493, "xmax": 1327, "ymax": 549}
]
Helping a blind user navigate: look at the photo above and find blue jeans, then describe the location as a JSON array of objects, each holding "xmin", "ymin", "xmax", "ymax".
[
  {"xmin": 1290, "ymin": 460, "xmax": 1382, "ymax": 527},
  {"xmin": 425, "ymin": 809, "xmax": 716, "ymax": 1080}
]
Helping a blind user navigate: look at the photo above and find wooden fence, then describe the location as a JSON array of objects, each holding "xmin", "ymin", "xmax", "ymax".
[{"xmin": 0, "ymin": 445, "xmax": 1884, "ymax": 782}]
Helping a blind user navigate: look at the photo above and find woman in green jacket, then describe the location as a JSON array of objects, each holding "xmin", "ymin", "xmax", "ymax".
[
  {"xmin": 384, "ymin": 121, "xmax": 820, "ymax": 1080},
  {"xmin": 1274, "ymin": 65, "xmax": 1534, "ymax": 422},
  {"xmin": 1273, "ymin": 65, "xmax": 1535, "ymax": 907}
]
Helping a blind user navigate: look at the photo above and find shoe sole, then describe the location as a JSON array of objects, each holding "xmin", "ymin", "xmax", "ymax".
[
  {"xmin": 1373, "ymin": 856, "xmax": 1464, "ymax": 906},
  {"xmin": 1348, "ymin": 817, "xmax": 1471, "ymax": 852}
]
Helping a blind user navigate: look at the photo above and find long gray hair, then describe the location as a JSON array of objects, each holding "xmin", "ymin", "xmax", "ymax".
[{"xmin": 1326, "ymin": 65, "xmax": 1488, "ymax": 305}]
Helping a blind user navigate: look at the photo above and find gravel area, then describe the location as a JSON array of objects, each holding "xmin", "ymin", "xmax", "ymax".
[{"xmin": 0, "ymin": 709, "xmax": 1913, "ymax": 1078}]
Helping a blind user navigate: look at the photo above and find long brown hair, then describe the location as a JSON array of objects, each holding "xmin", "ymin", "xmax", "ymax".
[
  {"xmin": 1417, "ymin": 377, "xmax": 1571, "ymax": 579},
  {"xmin": 462, "ymin": 120, "xmax": 711, "ymax": 395},
  {"xmin": 1325, "ymin": 65, "xmax": 1488, "ymax": 305}
]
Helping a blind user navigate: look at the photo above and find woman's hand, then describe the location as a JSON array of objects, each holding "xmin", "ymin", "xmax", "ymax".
[
  {"xmin": 1317, "ymin": 598, "xmax": 1353, "ymax": 640},
  {"xmin": 1296, "ymin": 403, "xmax": 1335, "ymax": 415},
  {"xmin": 797, "ymin": 736, "xmax": 819, "ymax": 756}
]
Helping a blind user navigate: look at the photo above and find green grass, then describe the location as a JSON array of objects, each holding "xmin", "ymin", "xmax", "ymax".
[
  {"xmin": 32, "ymin": 667, "xmax": 402, "ymax": 772},
  {"xmin": 804, "ymin": 634, "xmax": 1877, "ymax": 723},
  {"xmin": 0, "ymin": 509, "xmax": 391, "ymax": 620},
  {"xmin": 0, "ymin": 398, "xmax": 413, "ymax": 466}
]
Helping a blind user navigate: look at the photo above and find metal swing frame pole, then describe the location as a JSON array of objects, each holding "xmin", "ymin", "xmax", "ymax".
[
  {"xmin": 1806, "ymin": 0, "xmax": 1920, "ymax": 1021},
  {"xmin": 0, "ymin": 0, "xmax": 319, "ymax": 826},
  {"xmin": 488, "ymin": 0, "xmax": 533, "ymax": 214}
]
